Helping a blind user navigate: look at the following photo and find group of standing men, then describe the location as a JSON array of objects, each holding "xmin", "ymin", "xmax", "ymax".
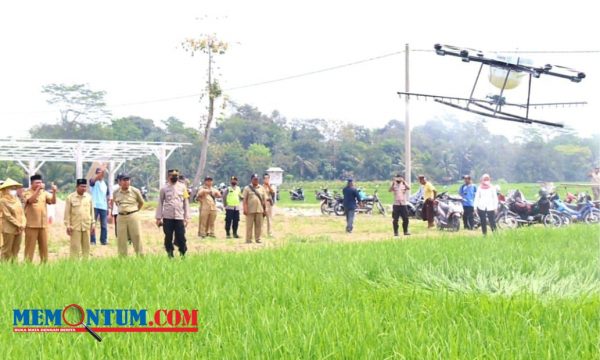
[{"xmin": 155, "ymin": 171, "xmax": 277, "ymax": 259}]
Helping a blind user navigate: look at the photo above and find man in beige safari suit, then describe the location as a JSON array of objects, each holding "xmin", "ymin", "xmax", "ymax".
[
  {"xmin": 112, "ymin": 174, "xmax": 145, "ymax": 256},
  {"xmin": 243, "ymin": 174, "xmax": 267, "ymax": 244},
  {"xmin": 23, "ymin": 174, "xmax": 57, "ymax": 263},
  {"xmin": 64, "ymin": 179, "xmax": 95, "ymax": 259},
  {"xmin": 196, "ymin": 176, "xmax": 221, "ymax": 238}
]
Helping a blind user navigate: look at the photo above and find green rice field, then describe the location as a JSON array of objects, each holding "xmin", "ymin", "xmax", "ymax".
[{"xmin": 1, "ymin": 225, "xmax": 599, "ymax": 359}]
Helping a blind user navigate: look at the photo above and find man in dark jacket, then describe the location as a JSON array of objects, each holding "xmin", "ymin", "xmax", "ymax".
[{"xmin": 342, "ymin": 179, "xmax": 360, "ymax": 233}]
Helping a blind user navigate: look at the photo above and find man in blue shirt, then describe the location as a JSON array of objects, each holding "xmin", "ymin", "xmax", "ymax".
[
  {"xmin": 89, "ymin": 166, "xmax": 110, "ymax": 245},
  {"xmin": 342, "ymin": 179, "xmax": 360, "ymax": 233},
  {"xmin": 459, "ymin": 175, "xmax": 477, "ymax": 230}
]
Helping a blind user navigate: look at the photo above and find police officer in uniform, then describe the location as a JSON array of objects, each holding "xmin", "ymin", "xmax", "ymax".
[
  {"xmin": 222, "ymin": 176, "xmax": 242, "ymax": 238},
  {"xmin": 156, "ymin": 169, "xmax": 189, "ymax": 258},
  {"xmin": 113, "ymin": 174, "xmax": 145, "ymax": 256},
  {"xmin": 64, "ymin": 179, "xmax": 95, "ymax": 259},
  {"xmin": 242, "ymin": 174, "xmax": 267, "ymax": 244},
  {"xmin": 196, "ymin": 176, "xmax": 221, "ymax": 238}
]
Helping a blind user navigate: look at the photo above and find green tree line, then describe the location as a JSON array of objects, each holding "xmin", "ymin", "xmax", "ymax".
[{"xmin": 1, "ymin": 103, "xmax": 597, "ymax": 191}]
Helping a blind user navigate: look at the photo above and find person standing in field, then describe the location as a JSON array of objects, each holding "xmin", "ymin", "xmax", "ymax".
[
  {"xmin": 108, "ymin": 174, "xmax": 122, "ymax": 238},
  {"xmin": 156, "ymin": 169, "xmax": 189, "ymax": 258},
  {"xmin": 64, "ymin": 179, "xmax": 95, "ymax": 259},
  {"xmin": 262, "ymin": 173, "xmax": 276, "ymax": 237},
  {"xmin": 222, "ymin": 176, "xmax": 242, "ymax": 239},
  {"xmin": 342, "ymin": 179, "xmax": 360, "ymax": 234},
  {"xmin": 113, "ymin": 174, "xmax": 145, "ymax": 256},
  {"xmin": 419, "ymin": 175, "xmax": 436, "ymax": 228},
  {"xmin": 23, "ymin": 174, "xmax": 57, "ymax": 263},
  {"xmin": 473, "ymin": 173, "xmax": 498, "ymax": 236},
  {"xmin": 459, "ymin": 175, "xmax": 477, "ymax": 230},
  {"xmin": 589, "ymin": 166, "xmax": 600, "ymax": 201},
  {"xmin": 0, "ymin": 178, "xmax": 25, "ymax": 262},
  {"xmin": 243, "ymin": 174, "xmax": 266, "ymax": 244},
  {"xmin": 89, "ymin": 166, "xmax": 110, "ymax": 245},
  {"xmin": 389, "ymin": 174, "xmax": 410, "ymax": 236},
  {"xmin": 196, "ymin": 176, "xmax": 221, "ymax": 238}
]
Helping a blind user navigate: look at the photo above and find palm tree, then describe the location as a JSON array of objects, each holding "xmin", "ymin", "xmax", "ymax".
[
  {"xmin": 437, "ymin": 150, "xmax": 458, "ymax": 183},
  {"xmin": 293, "ymin": 155, "xmax": 317, "ymax": 179}
]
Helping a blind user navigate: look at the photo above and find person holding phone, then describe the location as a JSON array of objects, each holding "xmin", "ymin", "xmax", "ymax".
[
  {"xmin": 23, "ymin": 174, "xmax": 57, "ymax": 263},
  {"xmin": 389, "ymin": 174, "xmax": 411, "ymax": 236}
]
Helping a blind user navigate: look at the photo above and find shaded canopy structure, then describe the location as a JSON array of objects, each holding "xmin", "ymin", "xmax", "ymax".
[{"xmin": 0, "ymin": 138, "xmax": 190, "ymax": 187}]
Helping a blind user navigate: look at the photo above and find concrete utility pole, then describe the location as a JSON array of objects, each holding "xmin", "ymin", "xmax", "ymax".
[{"xmin": 404, "ymin": 43, "xmax": 411, "ymax": 184}]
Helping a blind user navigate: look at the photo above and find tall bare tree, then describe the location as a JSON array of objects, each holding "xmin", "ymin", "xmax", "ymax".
[
  {"xmin": 41, "ymin": 83, "xmax": 111, "ymax": 123},
  {"xmin": 181, "ymin": 34, "xmax": 228, "ymax": 187}
]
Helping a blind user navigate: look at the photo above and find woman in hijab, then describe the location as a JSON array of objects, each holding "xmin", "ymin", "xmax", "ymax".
[
  {"xmin": 473, "ymin": 174, "xmax": 498, "ymax": 236},
  {"xmin": 0, "ymin": 178, "xmax": 26, "ymax": 261}
]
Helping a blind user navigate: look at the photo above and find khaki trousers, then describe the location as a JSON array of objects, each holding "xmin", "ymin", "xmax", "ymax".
[
  {"xmin": 117, "ymin": 213, "xmax": 142, "ymax": 256},
  {"xmin": 70, "ymin": 229, "xmax": 90, "ymax": 259},
  {"xmin": 264, "ymin": 202, "xmax": 274, "ymax": 236},
  {"xmin": 198, "ymin": 210, "xmax": 217, "ymax": 237},
  {"xmin": 1, "ymin": 232, "xmax": 22, "ymax": 261},
  {"xmin": 24, "ymin": 228, "xmax": 48, "ymax": 263},
  {"xmin": 245, "ymin": 213, "xmax": 264, "ymax": 243}
]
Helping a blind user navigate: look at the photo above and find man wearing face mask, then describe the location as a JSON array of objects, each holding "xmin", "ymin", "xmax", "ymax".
[
  {"xmin": 0, "ymin": 178, "xmax": 26, "ymax": 261},
  {"xmin": 156, "ymin": 169, "xmax": 189, "ymax": 258}
]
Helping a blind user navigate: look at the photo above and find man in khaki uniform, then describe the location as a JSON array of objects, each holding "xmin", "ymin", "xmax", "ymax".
[
  {"xmin": 262, "ymin": 173, "xmax": 277, "ymax": 237},
  {"xmin": 113, "ymin": 174, "xmax": 145, "ymax": 256},
  {"xmin": 243, "ymin": 174, "xmax": 266, "ymax": 244},
  {"xmin": 196, "ymin": 176, "xmax": 221, "ymax": 238},
  {"xmin": 64, "ymin": 179, "xmax": 95, "ymax": 259},
  {"xmin": 156, "ymin": 169, "xmax": 189, "ymax": 258},
  {"xmin": 0, "ymin": 178, "xmax": 25, "ymax": 261},
  {"xmin": 23, "ymin": 174, "xmax": 57, "ymax": 263}
]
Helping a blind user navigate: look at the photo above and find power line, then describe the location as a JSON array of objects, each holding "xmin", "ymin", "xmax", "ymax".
[{"xmin": 2, "ymin": 48, "xmax": 598, "ymax": 114}]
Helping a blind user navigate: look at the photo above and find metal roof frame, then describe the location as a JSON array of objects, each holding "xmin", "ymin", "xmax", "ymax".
[{"xmin": 0, "ymin": 138, "xmax": 191, "ymax": 187}]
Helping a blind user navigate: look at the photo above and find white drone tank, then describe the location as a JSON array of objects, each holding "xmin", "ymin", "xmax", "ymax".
[{"xmin": 488, "ymin": 55, "xmax": 533, "ymax": 90}]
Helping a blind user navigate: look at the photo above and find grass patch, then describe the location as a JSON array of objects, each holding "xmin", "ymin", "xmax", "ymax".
[{"xmin": 1, "ymin": 225, "xmax": 598, "ymax": 359}]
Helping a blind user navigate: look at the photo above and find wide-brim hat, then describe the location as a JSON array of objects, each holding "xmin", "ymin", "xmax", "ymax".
[{"xmin": 0, "ymin": 178, "xmax": 23, "ymax": 190}]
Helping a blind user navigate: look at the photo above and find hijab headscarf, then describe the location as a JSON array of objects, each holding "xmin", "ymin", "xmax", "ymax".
[{"xmin": 480, "ymin": 174, "xmax": 492, "ymax": 190}]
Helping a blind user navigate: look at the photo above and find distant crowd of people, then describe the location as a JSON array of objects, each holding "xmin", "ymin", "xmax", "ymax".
[{"xmin": 1, "ymin": 165, "xmax": 598, "ymax": 263}]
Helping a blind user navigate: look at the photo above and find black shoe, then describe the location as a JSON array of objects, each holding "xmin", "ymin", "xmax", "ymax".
[
  {"xmin": 233, "ymin": 234, "xmax": 240, "ymax": 239},
  {"xmin": 404, "ymin": 232, "xmax": 411, "ymax": 236},
  {"xmin": 167, "ymin": 250, "xmax": 174, "ymax": 258},
  {"xmin": 394, "ymin": 232, "xmax": 399, "ymax": 237}
]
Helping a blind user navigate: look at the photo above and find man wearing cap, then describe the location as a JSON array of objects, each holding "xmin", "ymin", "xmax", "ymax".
[
  {"xmin": 389, "ymin": 174, "xmax": 411, "ymax": 236},
  {"xmin": 89, "ymin": 165, "xmax": 110, "ymax": 245},
  {"xmin": 342, "ymin": 178, "xmax": 360, "ymax": 234},
  {"xmin": 0, "ymin": 178, "xmax": 25, "ymax": 261},
  {"xmin": 113, "ymin": 174, "xmax": 145, "ymax": 256},
  {"xmin": 196, "ymin": 176, "xmax": 221, "ymax": 238},
  {"xmin": 23, "ymin": 174, "xmax": 57, "ymax": 263},
  {"xmin": 419, "ymin": 175, "xmax": 437, "ymax": 228},
  {"xmin": 64, "ymin": 179, "xmax": 95, "ymax": 259},
  {"xmin": 156, "ymin": 169, "xmax": 189, "ymax": 258},
  {"xmin": 222, "ymin": 176, "xmax": 242, "ymax": 239},
  {"xmin": 262, "ymin": 173, "xmax": 277, "ymax": 237},
  {"xmin": 243, "ymin": 174, "xmax": 267, "ymax": 243},
  {"xmin": 459, "ymin": 175, "xmax": 477, "ymax": 230},
  {"xmin": 589, "ymin": 166, "xmax": 600, "ymax": 201}
]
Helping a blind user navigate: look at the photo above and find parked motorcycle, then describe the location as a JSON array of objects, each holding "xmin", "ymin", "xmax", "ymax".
[
  {"xmin": 316, "ymin": 188, "xmax": 337, "ymax": 215},
  {"xmin": 141, "ymin": 186, "xmax": 149, "ymax": 201},
  {"xmin": 289, "ymin": 187, "xmax": 305, "ymax": 201},
  {"xmin": 434, "ymin": 192, "xmax": 463, "ymax": 231},
  {"xmin": 334, "ymin": 188, "xmax": 385, "ymax": 216},
  {"xmin": 550, "ymin": 193, "xmax": 600, "ymax": 225},
  {"xmin": 506, "ymin": 189, "xmax": 558, "ymax": 227}
]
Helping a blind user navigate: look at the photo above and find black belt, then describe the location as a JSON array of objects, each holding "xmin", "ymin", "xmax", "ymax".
[{"xmin": 119, "ymin": 210, "xmax": 139, "ymax": 216}]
